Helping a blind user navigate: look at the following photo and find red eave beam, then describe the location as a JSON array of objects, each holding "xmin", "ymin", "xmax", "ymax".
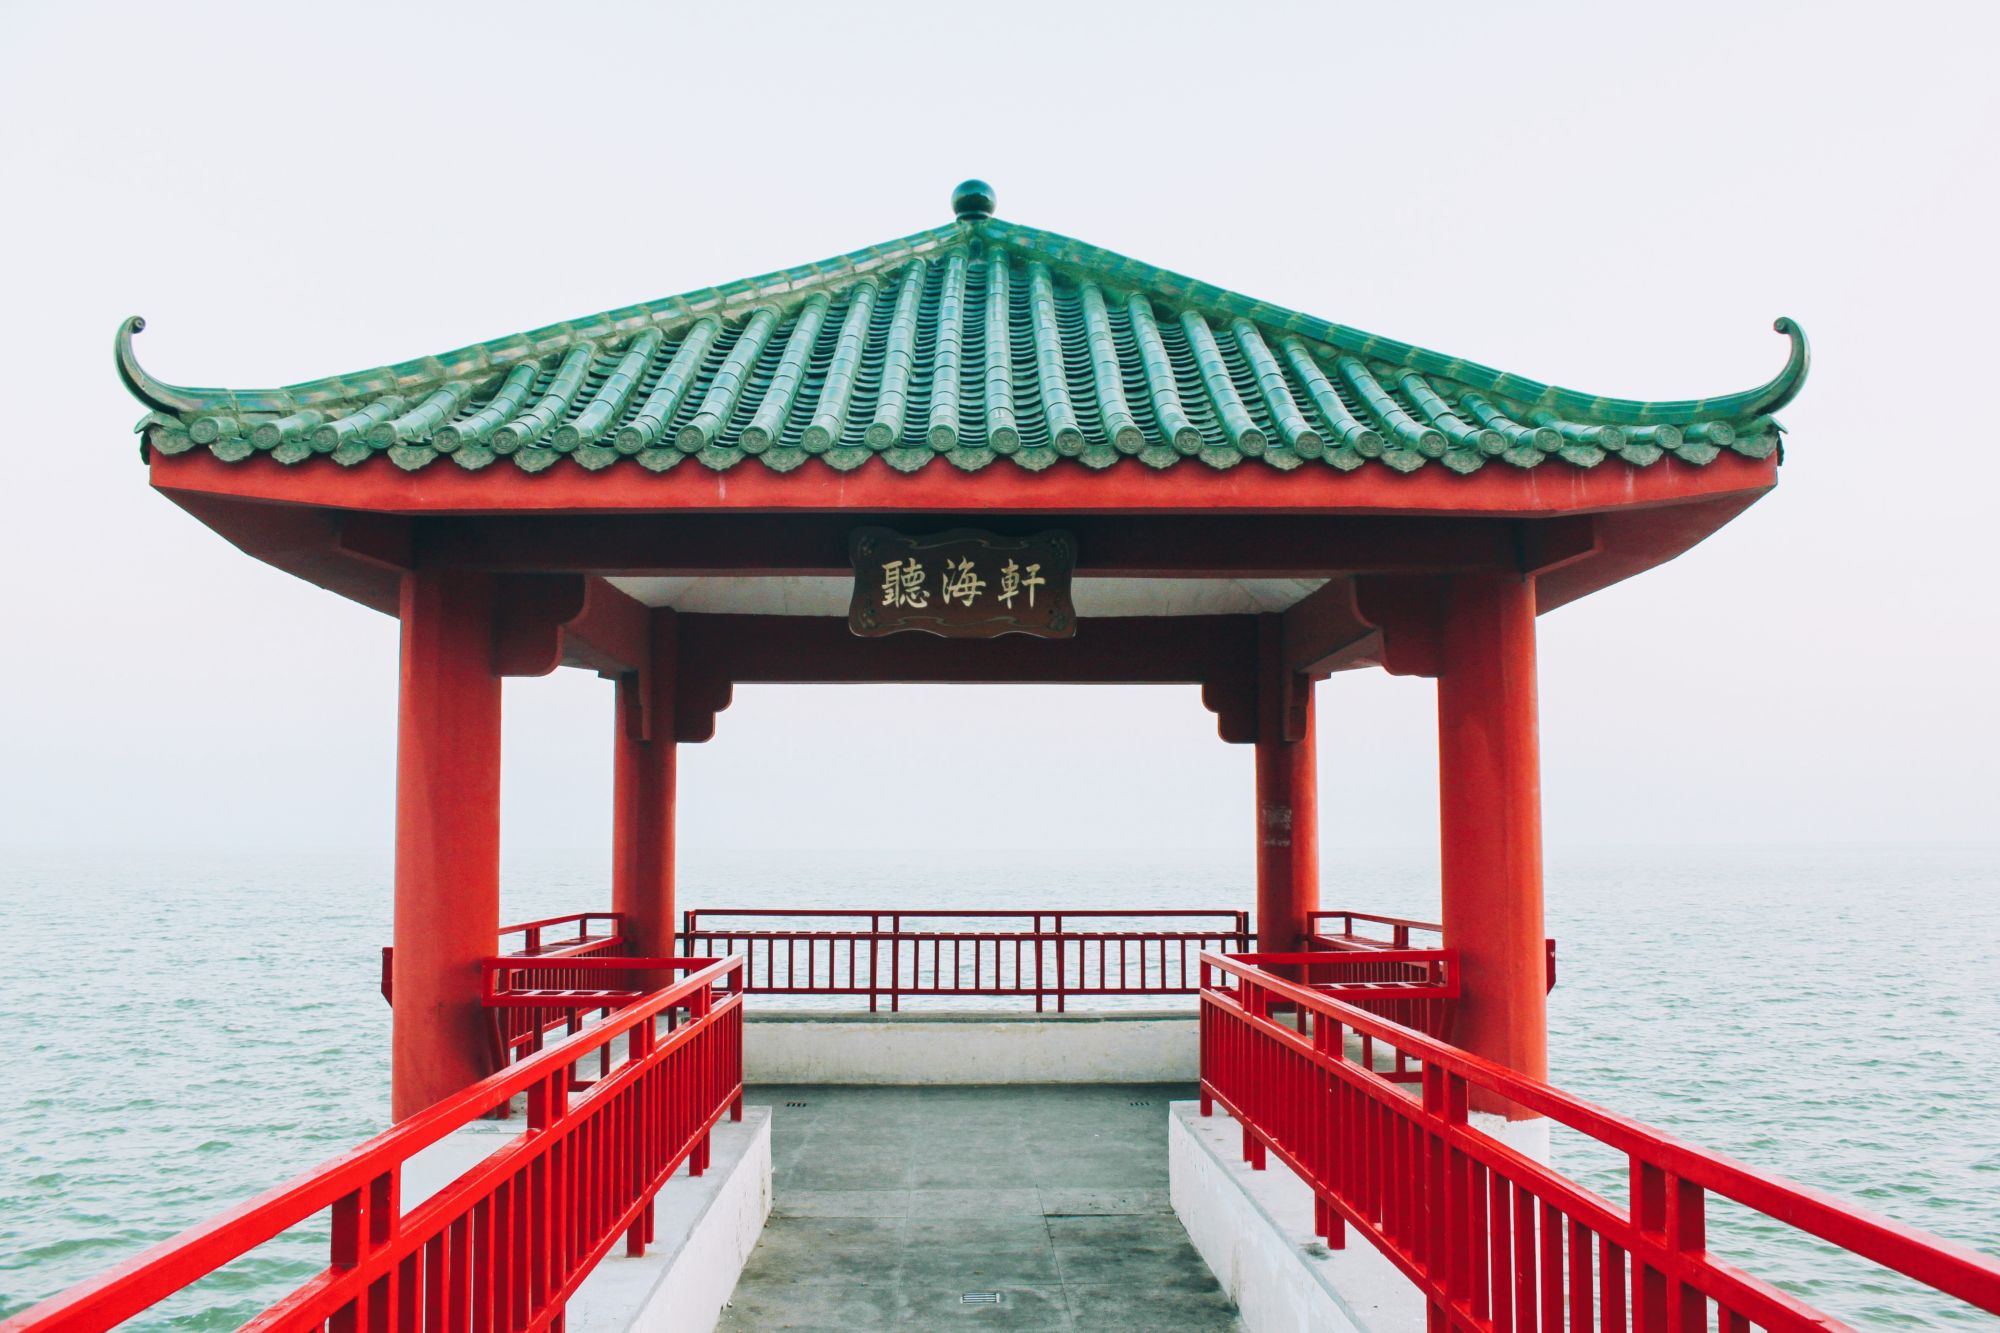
[
  {"xmin": 411, "ymin": 512, "xmax": 1525, "ymax": 578},
  {"xmin": 672, "ymin": 612, "xmax": 1262, "ymax": 743},
  {"xmin": 150, "ymin": 449, "xmax": 1777, "ymax": 518}
]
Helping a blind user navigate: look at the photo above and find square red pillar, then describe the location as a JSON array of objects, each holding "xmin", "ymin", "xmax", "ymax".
[
  {"xmin": 1437, "ymin": 573, "xmax": 1548, "ymax": 1107},
  {"xmin": 1255, "ymin": 681, "xmax": 1319, "ymax": 955},
  {"xmin": 612, "ymin": 610, "xmax": 678, "ymax": 959},
  {"xmin": 391, "ymin": 569, "xmax": 503, "ymax": 1122}
]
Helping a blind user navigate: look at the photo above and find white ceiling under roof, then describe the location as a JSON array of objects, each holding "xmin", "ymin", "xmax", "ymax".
[{"xmin": 606, "ymin": 576, "xmax": 1326, "ymax": 617}]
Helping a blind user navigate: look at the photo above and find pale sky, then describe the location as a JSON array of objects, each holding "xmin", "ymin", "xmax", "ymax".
[{"xmin": 1, "ymin": 1, "xmax": 1994, "ymax": 855}]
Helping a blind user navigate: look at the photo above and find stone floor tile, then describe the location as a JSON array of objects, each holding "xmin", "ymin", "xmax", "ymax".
[
  {"xmin": 1036, "ymin": 1186, "xmax": 1173, "ymax": 1216},
  {"xmin": 1063, "ymin": 1281, "xmax": 1243, "ymax": 1331},
  {"xmin": 900, "ymin": 1284, "xmax": 1075, "ymax": 1329},
  {"xmin": 1045, "ymin": 1215, "xmax": 1221, "ymax": 1288},
  {"xmin": 738, "ymin": 1216, "xmax": 908, "ymax": 1285},
  {"xmin": 912, "ymin": 1186, "xmax": 1046, "ymax": 1217},
  {"xmin": 772, "ymin": 1188, "xmax": 914, "ymax": 1218},
  {"xmin": 900, "ymin": 1215, "xmax": 1063, "ymax": 1283},
  {"xmin": 715, "ymin": 1279, "xmax": 907, "ymax": 1332},
  {"xmin": 783, "ymin": 1152, "xmax": 917, "ymax": 1192}
]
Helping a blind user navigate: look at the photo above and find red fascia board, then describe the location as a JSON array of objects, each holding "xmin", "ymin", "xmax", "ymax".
[{"xmin": 151, "ymin": 450, "xmax": 1777, "ymax": 519}]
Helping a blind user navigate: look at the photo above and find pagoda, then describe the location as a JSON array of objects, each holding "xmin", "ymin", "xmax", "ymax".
[{"xmin": 119, "ymin": 178, "xmax": 1805, "ymax": 1121}]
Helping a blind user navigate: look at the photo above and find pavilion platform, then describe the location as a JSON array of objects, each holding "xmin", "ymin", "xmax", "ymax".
[{"xmin": 719, "ymin": 1083, "xmax": 1239, "ymax": 1332}]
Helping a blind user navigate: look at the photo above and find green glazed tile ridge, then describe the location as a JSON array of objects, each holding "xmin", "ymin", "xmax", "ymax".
[
  {"xmin": 741, "ymin": 296, "xmax": 830, "ymax": 453},
  {"xmin": 1028, "ymin": 262, "xmax": 1084, "ymax": 455},
  {"xmin": 556, "ymin": 330, "xmax": 662, "ymax": 450},
  {"xmin": 678, "ymin": 309, "xmax": 779, "ymax": 451},
  {"xmin": 616, "ymin": 319, "xmax": 720, "ymax": 453},
  {"xmin": 927, "ymin": 255, "xmax": 968, "ymax": 451},
  {"xmin": 1181, "ymin": 311, "xmax": 1264, "ymax": 455},
  {"xmin": 1233, "ymin": 321, "xmax": 1320, "ymax": 458},
  {"xmin": 1458, "ymin": 389, "xmax": 1559, "ymax": 453},
  {"xmin": 251, "ymin": 409, "xmax": 327, "ymax": 451},
  {"xmin": 1080, "ymin": 283, "xmax": 1141, "ymax": 454},
  {"xmin": 1127, "ymin": 296, "xmax": 1201, "ymax": 453},
  {"xmin": 493, "ymin": 347, "xmax": 593, "ymax": 453},
  {"xmin": 312, "ymin": 396, "xmax": 405, "ymax": 452},
  {"xmin": 805, "ymin": 284, "xmax": 878, "ymax": 452},
  {"xmin": 436, "ymin": 364, "xmax": 538, "ymax": 452},
  {"xmin": 371, "ymin": 381, "xmax": 473, "ymax": 448},
  {"xmin": 1394, "ymin": 371, "xmax": 1498, "ymax": 455},
  {"xmin": 1279, "ymin": 339, "xmax": 1382, "ymax": 456},
  {"xmin": 1340, "ymin": 358, "xmax": 1443, "ymax": 456},
  {"xmin": 982, "ymin": 257, "xmax": 1020, "ymax": 453},
  {"xmin": 867, "ymin": 261, "xmax": 929, "ymax": 448}
]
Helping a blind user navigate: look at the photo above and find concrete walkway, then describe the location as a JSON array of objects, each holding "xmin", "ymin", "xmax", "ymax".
[{"xmin": 719, "ymin": 1083, "xmax": 1240, "ymax": 1332}]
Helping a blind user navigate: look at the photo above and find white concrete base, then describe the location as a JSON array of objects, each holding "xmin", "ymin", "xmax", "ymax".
[
  {"xmin": 745, "ymin": 1010, "xmax": 1197, "ymax": 1084},
  {"xmin": 1170, "ymin": 1102, "xmax": 1424, "ymax": 1333},
  {"xmin": 400, "ymin": 1108, "xmax": 772, "ymax": 1333},
  {"xmin": 570, "ymin": 1109, "xmax": 771, "ymax": 1332}
]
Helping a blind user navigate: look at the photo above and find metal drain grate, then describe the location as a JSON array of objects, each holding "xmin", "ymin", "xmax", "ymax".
[
  {"xmin": 1129, "ymin": 1099, "xmax": 1153, "ymax": 1107},
  {"xmin": 961, "ymin": 1292, "xmax": 1002, "ymax": 1305},
  {"xmin": 785, "ymin": 1101, "xmax": 809, "ymax": 1108}
]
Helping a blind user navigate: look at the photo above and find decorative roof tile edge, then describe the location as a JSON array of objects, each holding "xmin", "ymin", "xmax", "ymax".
[{"xmin": 114, "ymin": 214, "xmax": 1808, "ymax": 431}]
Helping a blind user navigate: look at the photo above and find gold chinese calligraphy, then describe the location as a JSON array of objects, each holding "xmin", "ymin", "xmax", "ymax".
[{"xmin": 848, "ymin": 528, "xmax": 1077, "ymax": 639}]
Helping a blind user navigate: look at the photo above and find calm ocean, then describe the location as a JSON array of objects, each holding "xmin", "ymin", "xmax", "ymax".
[{"xmin": 1, "ymin": 844, "xmax": 1995, "ymax": 1328}]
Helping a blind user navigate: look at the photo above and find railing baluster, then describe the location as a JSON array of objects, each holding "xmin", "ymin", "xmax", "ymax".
[
  {"xmin": 1539, "ymin": 1199, "xmax": 1562, "ymax": 1332},
  {"xmin": 1602, "ymin": 1238, "xmax": 1628, "ymax": 1333},
  {"xmin": 1514, "ymin": 1182, "xmax": 1537, "ymax": 1330}
]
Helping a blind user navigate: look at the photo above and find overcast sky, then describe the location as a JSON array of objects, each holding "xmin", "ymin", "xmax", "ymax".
[{"xmin": 1, "ymin": 1, "xmax": 1994, "ymax": 860}]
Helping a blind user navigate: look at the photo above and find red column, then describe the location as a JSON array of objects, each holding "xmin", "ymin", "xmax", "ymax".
[
  {"xmin": 1255, "ymin": 683, "xmax": 1319, "ymax": 954},
  {"xmin": 391, "ymin": 569, "xmax": 502, "ymax": 1122},
  {"xmin": 612, "ymin": 611, "xmax": 678, "ymax": 959},
  {"xmin": 1437, "ymin": 574, "xmax": 1548, "ymax": 1110}
]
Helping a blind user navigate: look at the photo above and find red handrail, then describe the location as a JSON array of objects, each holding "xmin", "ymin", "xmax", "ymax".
[
  {"xmin": 1306, "ymin": 909, "xmax": 1557, "ymax": 992},
  {"xmin": 500, "ymin": 912, "xmax": 623, "ymax": 958},
  {"xmin": 1198, "ymin": 951, "xmax": 2000, "ymax": 1328},
  {"xmin": 683, "ymin": 912, "xmax": 1252, "ymax": 1012},
  {"xmin": 1308, "ymin": 908, "xmax": 1446, "ymax": 943},
  {"xmin": 1226, "ymin": 948, "xmax": 1457, "ymax": 994},
  {"xmin": 685, "ymin": 907, "xmax": 1246, "ymax": 924},
  {"xmin": 1223, "ymin": 949, "xmax": 1459, "ymax": 1083},
  {"xmin": 380, "ymin": 912, "xmax": 628, "ymax": 1006},
  {"xmin": 4, "ymin": 956, "xmax": 744, "ymax": 1333}
]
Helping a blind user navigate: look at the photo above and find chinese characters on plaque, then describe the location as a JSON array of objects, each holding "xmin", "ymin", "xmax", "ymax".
[{"xmin": 849, "ymin": 528, "xmax": 1077, "ymax": 638}]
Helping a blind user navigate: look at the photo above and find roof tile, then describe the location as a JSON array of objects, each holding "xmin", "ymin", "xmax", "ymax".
[{"xmin": 118, "ymin": 195, "xmax": 1808, "ymax": 478}]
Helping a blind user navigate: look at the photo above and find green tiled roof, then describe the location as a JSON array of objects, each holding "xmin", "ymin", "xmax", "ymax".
[{"xmin": 121, "ymin": 181, "xmax": 1806, "ymax": 477}]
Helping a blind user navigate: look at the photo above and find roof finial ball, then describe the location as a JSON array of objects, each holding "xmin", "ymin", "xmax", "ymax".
[{"xmin": 952, "ymin": 179, "xmax": 996, "ymax": 221}]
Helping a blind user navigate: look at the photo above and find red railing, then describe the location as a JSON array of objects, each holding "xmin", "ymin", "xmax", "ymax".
[
  {"xmin": 383, "ymin": 913, "xmax": 631, "ymax": 1068},
  {"xmin": 499, "ymin": 913, "xmax": 624, "ymax": 959},
  {"xmin": 1231, "ymin": 949, "xmax": 1460, "ymax": 1081},
  {"xmin": 682, "ymin": 907, "xmax": 1251, "ymax": 1011},
  {"xmin": 1198, "ymin": 951, "xmax": 2000, "ymax": 1331},
  {"xmin": 482, "ymin": 955, "xmax": 696, "ymax": 1093},
  {"xmin": 3, "ymin": 955, "xmax": 744, "ymax": 1333},
  {"xmin": 1308, "ymin": 908, "xmax": 1448, "ymax": 951},
  {"xmin": 1308, "ymin": 908, "xmax": 1557, "ymax": 993}
]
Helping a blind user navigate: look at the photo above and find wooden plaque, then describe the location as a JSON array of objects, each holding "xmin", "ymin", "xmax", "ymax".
[{"xmin": 849, "ymin": 528, "xmax": 1076, "ymax": 639}]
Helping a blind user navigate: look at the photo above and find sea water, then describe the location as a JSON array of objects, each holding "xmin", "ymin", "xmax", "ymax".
[{"xmin": 0, "ymin": 844, "xmax": 1994, "ymax": 1328}]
